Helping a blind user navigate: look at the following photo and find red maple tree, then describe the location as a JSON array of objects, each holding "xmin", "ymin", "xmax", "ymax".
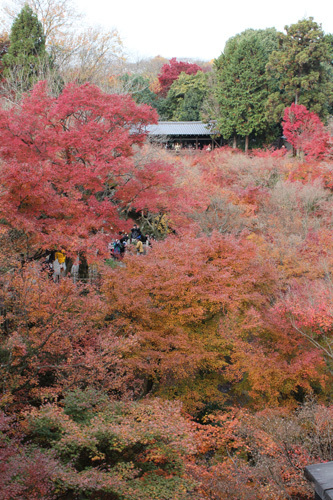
[
  {"xmin": 157, "ymin": 58, "xmax": 202, "ymax": 97},
  {"xmin": 0, "ymin": 81, "xmax": 173, "ymax": 258},
  {"xmin": 282, "ymin": 103, "xmax": 329, "ymax": 160}
]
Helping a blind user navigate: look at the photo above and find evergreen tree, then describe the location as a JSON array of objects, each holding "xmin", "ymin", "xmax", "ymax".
[
  {"xmin": 214, "ymin": 28, "xmax": 279, "ymax": 151},
  {"xmin": 162, "ymin": 71, "xmax": 208, "ymax": 121},
  {"xmin": 266, "ymin": 18, "xmax": 333, "ymax": 122},
  {"xmin": 3, "ymin": 4, "xmax": 48, "ymax": 90}
]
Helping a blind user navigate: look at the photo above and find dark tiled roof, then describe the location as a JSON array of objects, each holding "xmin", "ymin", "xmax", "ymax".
[{"xmin": 147, "ymin": 121, "xmax": 216, "ymax": 136}]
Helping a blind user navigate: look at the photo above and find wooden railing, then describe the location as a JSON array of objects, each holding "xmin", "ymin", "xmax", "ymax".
[{"xmin": 305, "ymin": 462, "xmax": 333, "ymax": 499}]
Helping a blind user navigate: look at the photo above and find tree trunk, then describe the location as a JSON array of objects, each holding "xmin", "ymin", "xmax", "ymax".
[
  {"xmin": 233, "ymin": 135, "xmax": 237, "ymax": 148},
  {"xmin": 245, "ymin": 135, "xmax": 249, "ymax": 153}
]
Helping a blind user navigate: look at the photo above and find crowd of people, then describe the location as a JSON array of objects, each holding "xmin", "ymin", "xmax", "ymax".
[{"xmin": 108, "ymin": 224, "xmax": 152, "ymax": 260}]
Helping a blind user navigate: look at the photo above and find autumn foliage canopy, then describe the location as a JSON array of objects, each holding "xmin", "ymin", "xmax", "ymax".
[
  {"xmin": 1, "ymin": 78, "xmax": 333, "ymax": 500},
  {"xmin": 0, "ymin": 81, "xmax": 175, "ymax": 257}
]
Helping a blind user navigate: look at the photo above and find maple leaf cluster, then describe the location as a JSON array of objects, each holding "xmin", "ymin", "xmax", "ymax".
[{"xmin": 157, "ymin": 58, "xmax": 203, "ymax": 97}]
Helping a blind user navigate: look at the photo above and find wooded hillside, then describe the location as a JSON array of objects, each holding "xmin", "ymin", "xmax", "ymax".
[{"xmin": 1, "ymin": 3, "xmax": 333, "ymax": 499}]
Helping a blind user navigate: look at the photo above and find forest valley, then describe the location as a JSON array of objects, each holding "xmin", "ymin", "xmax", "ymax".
[
  {"xmin": 0, "ymin": 79, "xmax": 332, "ymax": 500},
  {"xmin": 1, "ymin": 3, "xmax": 333, "ymax": 500}
]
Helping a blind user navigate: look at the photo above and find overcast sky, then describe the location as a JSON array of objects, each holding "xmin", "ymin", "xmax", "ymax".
[{"xmin": 75, "ymin": 0, "xmax": 332, "ymax": 61}]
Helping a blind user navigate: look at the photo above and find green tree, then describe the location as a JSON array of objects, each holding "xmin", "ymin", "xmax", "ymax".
[
  {"xmin": 324, "ymin": 32, "xmax": 333, "ymax": 115},
  {"xmin": 266, "ymin": 18, "xmax": 333, "ymax": 122},
  {"xmin": 119, "ymin": 73, "xmax": 159, "ymax": 109},
  {"xmin": 214, "ymin": 28, "xmax": 279, "ymax": 151},
  {"xmin": 3, "ymin": 4, "xmax": 48, "ymax": 90},
  {"xmin": 162, "ymin": 70, "xmax": 208, "ymax": 121},
  {"xmin": 1, "ymin": 1, "xmax": 124, "ymax": 89}
]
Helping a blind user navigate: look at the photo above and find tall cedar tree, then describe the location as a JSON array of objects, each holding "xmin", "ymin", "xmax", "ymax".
[
  {"xmin": 3, "ymin": 5, "xmax": 48, "ymax": 89},
  {"xmin": 214, "ymin": 29, "xmax": 278, "ymax": 151},
  {"xmin": 266, "ymin": 18, "xmax": 333, "ymax": 122}
]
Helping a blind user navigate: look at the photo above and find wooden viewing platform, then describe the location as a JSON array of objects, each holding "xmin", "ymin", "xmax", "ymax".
[{"xmin": 146, "ymin": 121, "xmax": 223, "ymax": 149}]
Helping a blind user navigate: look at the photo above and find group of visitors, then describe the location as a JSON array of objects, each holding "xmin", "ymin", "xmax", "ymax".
[
  {"xmin": 42, "ymin": 249, "xmax": 83, "ymax": 282},
  {"xmin": 41, "ymin": 249, "xmax": 67, "ymax": 282},
  {"xmin": 40, "ymin": 223, "xmax": 150, "ymax": 283},
  {"xmin": 109, "ymin": 224, "xmax": 152, "ymax": 260},
  {"xmin": 165, "ymin": 142, "xmax": 212, "ymax": 152}
]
